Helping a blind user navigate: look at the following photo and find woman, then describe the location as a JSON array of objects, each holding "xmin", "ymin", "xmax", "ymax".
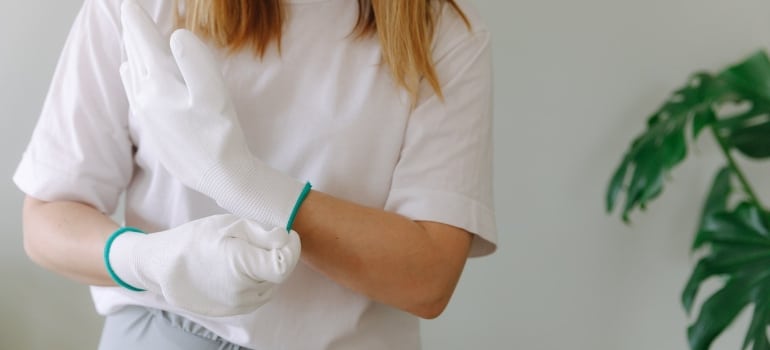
[{"xmin": 15, "ymin": 0, "xmax": 496, "ymax": 348}]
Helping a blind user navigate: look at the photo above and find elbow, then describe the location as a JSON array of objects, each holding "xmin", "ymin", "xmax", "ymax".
[
  {"xmin": 405, "ymin": 281, "xmax": 456, "ymax": 319},
  {"xmin": 411, "ymin": 295, "xmax": 451, "ymax": 319},
  {"xmin": 401, "ymin": 256, "xmax": 467, "ymax": 319},
  {"xmin": 403, "ymin": 222, "xmax": 471, "ymax": 319}
]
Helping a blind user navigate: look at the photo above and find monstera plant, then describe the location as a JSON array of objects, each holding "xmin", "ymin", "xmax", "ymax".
[{"xmin": 607, "ymin": 50, "xmax": 770, "ymax": 350}]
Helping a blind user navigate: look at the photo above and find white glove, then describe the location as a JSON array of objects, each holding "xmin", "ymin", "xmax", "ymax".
[
  {"xmin": 107, "ymin": 214, "xmax": 301, "ymax": 317},
  {"xmin": 119, "ymin": 0, "xmax": 311, "ymax": 230}
]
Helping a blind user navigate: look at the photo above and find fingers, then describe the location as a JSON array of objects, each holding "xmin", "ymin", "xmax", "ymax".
[
  {"xmin": 121, "ymin": 0, "xmax": 171, "ymax": 78},
  {"xmin": 122, "ymin": 3, "xmax": 226, "ymax": 105},
  {"xmin": 170, "ymin": 29, "xmax": 228, "ymax": 103},
  {"xmin": 272, "ymin": 231, "xmax": 302, "ymax": 281},
  {"xmin": 224, "ymin": 221, "xmax": 301, "ymax": 283},
  {"xmin": 228, "ymin": 219, "xmax": 290, "ymax": 250},
  {"xmin": 234, "ymin": 232, "xmax": 301, "ymax": 284}
]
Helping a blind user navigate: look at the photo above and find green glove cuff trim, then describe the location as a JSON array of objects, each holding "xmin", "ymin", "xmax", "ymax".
[
  {"xmin": 104, "ymin": 226, "xmax": 146, "ymax": 292},
  {"xmin": 286, "ymin": 182, "xmax": 312, "ymax": 232}
]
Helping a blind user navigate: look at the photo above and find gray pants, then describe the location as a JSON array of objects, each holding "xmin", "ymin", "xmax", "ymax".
[{"xmin": 98, "ymin": 306, "xmax": 247, "ymax": 350}]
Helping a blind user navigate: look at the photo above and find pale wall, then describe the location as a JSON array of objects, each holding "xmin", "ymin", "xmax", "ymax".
[{"xmin": 2, "ymin": 0, "xmax": 770, "ymax": 349}]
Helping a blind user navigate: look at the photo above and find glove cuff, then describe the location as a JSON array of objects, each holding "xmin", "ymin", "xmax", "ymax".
[
  {"xmin": 104, "ymin": 227, "xmax": 147, "ymax": 292},
  {"xmin": 199, "ymin": 160, "xmax": 311, "ymax": 230},
  {"xmin": 286, "ymin": 182, "xmax": 313, "ymax": 231}
]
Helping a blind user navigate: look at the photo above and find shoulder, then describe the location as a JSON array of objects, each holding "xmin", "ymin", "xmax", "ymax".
[{"xmin": 432, "ymin": 0, "xmax": 491, "ymax": 60}]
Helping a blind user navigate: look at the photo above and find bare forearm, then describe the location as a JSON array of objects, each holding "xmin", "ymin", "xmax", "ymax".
[
  {"xmin": 22, "ymin": 196, "xmax": 119, "ymax": 286},
  {"xmin": 293, "ymin": 191, "xmax": 472, "ymax": 318}
]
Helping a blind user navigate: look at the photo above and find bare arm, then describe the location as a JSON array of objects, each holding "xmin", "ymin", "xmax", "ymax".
[
  {"xmin": 22, "ymin": 192, "xmax": 473, "ymax": 319},
  {"xmin": 293, "ymin": 191, "xmax": 473, "ymax": 319},
  {"xmin": 22, "ymin": 196, "xmax": 119, "ymax": 287}
]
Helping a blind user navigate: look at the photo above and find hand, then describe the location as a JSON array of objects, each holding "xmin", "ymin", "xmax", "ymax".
[
  {"xmin": 107, "ymin": 214, "xmax": 301, "ymax": 317},
  {"xmin": 119, "ymin": 0, "xmax": 310, "ymax": 230}
]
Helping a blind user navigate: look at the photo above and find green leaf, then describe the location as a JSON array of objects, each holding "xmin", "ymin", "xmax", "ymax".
[
  {"xmin": 720, "ymin": 51, "xmax": 770, "ymax": 101},
  {"xmin": 684, "ymin": 168, "xmax": 733, "ymax": 312},
  {"xmin": 662, "ymin": 127, "xmax": 688, "ymax": 168},
  {"xmin": 607, "ymin": 106, "xmax": 690, "ymax": 219},
  {"xmin": 698, "ymin": 167, "xmax": 732, "ymax": 230},
  {"xmin": 608, "ymin": 49, "xmax": 770, "ymax": 350},
  {"xmin": 743, "ymin": 290, "xmax": 770, "ymax": 350},
  {"xmin": 692, "ymin": 109, "xmax": 717, "ymax": 139},
  {"xmin": 682, "ymin": 261, "xmax": 709, "ymax": 314},
  {"xmin": 607, "ymin": 50, "xmax": 770, "ymax": 221},
  {"xmin": 714, "ymin": 51, "xmax": 770, "ymax": 159},
  {"xmin": 684, "ymin": 202, "xmax": 770, "ymax": 350},
  {"xmin": 723, "ymin": 118, "xmax": 770, "ymax": 159},
  {"xmin": 606, "ymin": 71, "xmax": 724, "ymax": 220},
  {"xmin": 714, "ymin": 106, "xmax": 766, "ymax": 130},
  {"xmin": 735, "ymin": 203, "xmax": 770, "ymax": 238},
  {"xmin": 606, "ymin": 155, "xmax": 630, "ymax": 213},
  {"xmin": 621, "ymin": 146, "xmax": 665, "ymax": 221},
  {"xmin": 687, "ymin": 276, "xmax": 754, "ymax": 350}
]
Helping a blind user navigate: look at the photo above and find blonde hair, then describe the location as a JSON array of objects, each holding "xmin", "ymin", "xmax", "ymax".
[{"xmin": 174, "ymin": 0, "xmax": 470, "ymax": 100}]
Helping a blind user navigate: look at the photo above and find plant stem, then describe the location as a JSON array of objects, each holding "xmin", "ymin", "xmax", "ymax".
[{"xmin": 709, "ymin": 125, "xmax": 765, "ymax": 210}]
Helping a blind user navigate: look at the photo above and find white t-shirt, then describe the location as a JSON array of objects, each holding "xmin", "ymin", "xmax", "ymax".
[{"xmin": 14, "ymin": 0, "xmax": 497, "ymax": 348}]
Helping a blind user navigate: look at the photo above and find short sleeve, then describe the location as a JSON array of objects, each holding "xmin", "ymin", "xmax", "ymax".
[
  {"xmin": 384, "ymin": 8, "xmax": 497, "ymax": 257},
  {"xmin": 13, "ymin": 0, "xmax": 133, "ymax": 214}
]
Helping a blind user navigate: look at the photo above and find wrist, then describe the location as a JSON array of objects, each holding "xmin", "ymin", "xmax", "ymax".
[{"xmin": 104, "ymin": 227, "xmax": 146, "ymax": 292}]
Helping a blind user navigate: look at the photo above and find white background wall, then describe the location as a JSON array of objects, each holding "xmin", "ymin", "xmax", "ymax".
[{"xmin": 2, "ymin": 0, "xmax": 770, "ymax": 349}]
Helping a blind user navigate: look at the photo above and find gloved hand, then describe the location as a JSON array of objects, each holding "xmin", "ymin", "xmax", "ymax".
[
  {"xmin": 119, "ymin": 0, "xmax": 311, "ymax": 231},
  {"xmin": 107, "ymin": 214, "xmax": 301, "ymax": 317}
]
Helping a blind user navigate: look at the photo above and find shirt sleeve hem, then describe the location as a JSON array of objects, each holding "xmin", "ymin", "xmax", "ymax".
[
  {"xmin": 13, "ymin": 152, "xmax": 123, "ymax": 214},
  {"xmin": 384, "ymin": 187, "xmax": 497, "ymax": 257}
]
